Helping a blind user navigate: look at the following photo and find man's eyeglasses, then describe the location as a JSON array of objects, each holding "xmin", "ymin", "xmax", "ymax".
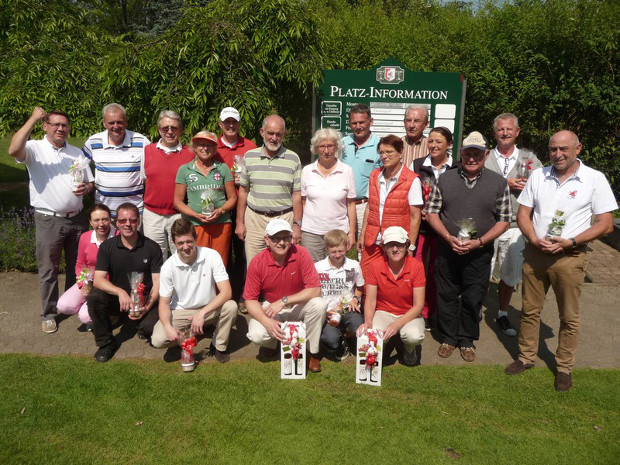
[
  {"xmin": 47, "ymin": 123, "xmax": 70, "ymax": 129},
  {"xmin": 160, "ymin": 126, "xmax": 180, "ymax": 133},
  {"xmin": 269, "ymin": 234, "xmax": 292, "ymax": 243},
  {"xmin": 116, "ymin": 218, "xmax": 138, "ymax": 225}
]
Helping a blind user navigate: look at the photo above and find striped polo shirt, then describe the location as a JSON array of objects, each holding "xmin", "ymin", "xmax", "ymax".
[
  {"xmin": 239, "ymin": 145, "xmax": 301, "ymax": 212},
  {"xmin": 82, "ymin": 129, "xmax": 149, "ymax": 215}
]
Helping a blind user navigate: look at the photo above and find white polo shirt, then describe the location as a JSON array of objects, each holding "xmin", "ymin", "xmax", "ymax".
[
  {"xmin": 518, "ymin": 160, "xmax": 618, "ymax": 239},
  {"xmin": 301, "ymin": 160, "xmax": 356, "ymax": 234},
  {"xmin": 159, "ymin": 246, "xmax": 229, "ymax": 310},
  {"xmin": 21, "ymin": 137, "xmax": 94, "ymax": 213},
  {"xmin": 315, "ymin": 256, "xmax": 364, "ymax": 310}
]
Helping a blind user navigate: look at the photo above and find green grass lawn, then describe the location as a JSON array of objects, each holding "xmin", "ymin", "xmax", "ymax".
[{"xmin": 1, "ymin": 354, "xmax": 618, "ymax": 465}]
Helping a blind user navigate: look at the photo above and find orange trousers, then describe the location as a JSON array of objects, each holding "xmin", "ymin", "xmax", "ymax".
[{"xmin": 194, "ymin": 223, "xmax": 232, "ymax": 267}]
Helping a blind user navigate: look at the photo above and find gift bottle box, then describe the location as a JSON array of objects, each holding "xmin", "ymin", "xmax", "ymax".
[
  {"xmin": 356, "ymin": 329, "xmax": 383, "ymax": 387},
  {"xmin": 280, "ymin": 322, "xmax": 306, "ymax": 380}
]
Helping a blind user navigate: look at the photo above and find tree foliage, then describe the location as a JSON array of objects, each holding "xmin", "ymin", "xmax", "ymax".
[{"xmin": 0, "ymin": 0, "xmax": 618, "ymax": 193}]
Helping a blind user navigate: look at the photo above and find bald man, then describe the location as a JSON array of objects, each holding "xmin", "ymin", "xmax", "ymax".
[
  {"xmin": 235, "ymin": 115, "xmax": 303, "ymax": 265},
  {"xmin": 505, "ymin": 130, "xmax": 617, "ymax": 392}
]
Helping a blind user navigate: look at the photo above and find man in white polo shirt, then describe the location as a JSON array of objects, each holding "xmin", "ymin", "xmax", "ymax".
[
  {"xmin": 82, "ymin": 103, "xmax": 150, "ymax": 217},
  {"xmin": 505, "ymin": 130, "xmax": 617, "ymax": 392},
  {"xmin": 151, "ymin": 218, "xmax": 237, "ymax": 363},
  {"xmin": 9, "ymin": 106, "xmax": 94, "ymax": 334}
]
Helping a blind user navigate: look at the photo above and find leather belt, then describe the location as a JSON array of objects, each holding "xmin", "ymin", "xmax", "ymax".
[
  {"xmin": 248, "ymin": 206, "xmax": 293, "ymax": 217},
  {"xmin": 35, "ymin": 207, "xmax": 81, "ymax": 218},
  {"xmin": 355, "ymin": 198, "xmax": 369, "ymax": 205}
]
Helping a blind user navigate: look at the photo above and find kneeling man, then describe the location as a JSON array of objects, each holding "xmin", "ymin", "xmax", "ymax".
[
  {"xmin": 88, "ymin": 203, "xmax": 162, "ymax": 362},
  {"xmin": 151, "ymin": 219, "xmax": 237, "ymax": 363},
  {"xmin": 245, "ymin": 219, "xmax": 327, "ymax": 372}
]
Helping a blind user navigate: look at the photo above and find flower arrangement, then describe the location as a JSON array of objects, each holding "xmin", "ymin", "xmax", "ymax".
[
  {"xmin": 127, "ymin": 272, "xmax": 145, "ymax": 318},
  {"xmin": 457, "ymin": 217, "xmax": 477, "ymax": 242},
  {"xmin": 516, "ymin": 158, "xmax": 534, "ymax": 179},
  {"xmin": 180, "ymin": 331, "xmax": 197, "ymax": 372},
  {"xmin": 77, "ymin": 267, "xmax": 94, "ymax": 293},
  {"xmin": 68, "ymin": 155, "xmax": 89, "ymax": 191},
  {"xmin": 200, "ymin": 189, "xmax": 215, "ymax": 215},
  {"xmin": 546, "ymin": 210, "xmax": 566, "ymax": 238}
]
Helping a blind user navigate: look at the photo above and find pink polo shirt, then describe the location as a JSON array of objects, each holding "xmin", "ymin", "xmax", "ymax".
[
  {"xmin": 243, "ymin": 245, "xmax": 321, "ymax": 303},
  {"xmin": 300, "ymin": 160, "xmax": 356, "ymax": 234},
  {"xmin": 75, "ymin": 229, "xmax": 116, "ymax": 284}
]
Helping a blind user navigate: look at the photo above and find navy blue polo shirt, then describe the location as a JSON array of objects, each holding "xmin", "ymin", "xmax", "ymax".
[{"xmin": 96, "ymin": 233, "xmax": 163, "ymax": 295}]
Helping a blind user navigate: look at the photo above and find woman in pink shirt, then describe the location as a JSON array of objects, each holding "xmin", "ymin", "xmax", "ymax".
[
  {"xmin": 301, "ymin": 128, "xmax": 357, "ymax": 262},
  {"xmin": 57, "ymin": 204, "xmax": 115, "ymax": 330}
]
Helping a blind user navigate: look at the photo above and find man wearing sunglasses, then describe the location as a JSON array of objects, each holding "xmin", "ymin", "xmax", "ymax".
[
  {"xmin": 87, "ymin": 203, "xmax": 163, "ymax": 362},
  {"xmin": 426, "ymin": 131, "xmax": 511, "ymax": 363},
  {"xmin": 141, "ymin": 110, "xmax": 194, "ymax": 259},
  {"xmin": 9, "ymin": 106, "xmax": 94, "ymax": 334},
  {"xmin": 244, "ymin": 219, "xmax": 327, "ymax": 372}
]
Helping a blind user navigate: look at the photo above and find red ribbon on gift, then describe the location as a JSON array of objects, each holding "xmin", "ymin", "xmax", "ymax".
[
  {"xmin": 525, "ymin": 159, "xmax": 533, "ymax": 170},
  {"xmin": 291, "ymin": 344, "xmax": 300, "ymax": 361},
  {"xmin": 422, "ymin": 185, "xmax": 431, "ymax": 200},
  {"xmin": 136, "ymin": 282, "xmax": 145, "ymax": 305},
  {"xmin": 180, "ymin": 336, "xmax": 197, "ymax": 356},
  {"xmin": 368, "ymin": 332, "xmax": 378, "ymax": 347}
]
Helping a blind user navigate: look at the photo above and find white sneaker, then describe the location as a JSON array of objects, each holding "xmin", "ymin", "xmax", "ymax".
[{"xmin": 42, "ymin": 319, "xmax": 57, "ymax": 334}]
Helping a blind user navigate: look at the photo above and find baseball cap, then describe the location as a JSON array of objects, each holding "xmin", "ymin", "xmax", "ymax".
[
  {"xmin": 382, "ymin": 226, "xmax": 408, "ymax": 244},
  {"xmin": 265, "ymin": 218, "xmax": 293, "ymax": 237},
  {"xmin": 219, "ymin": 107, "xmax": 240, "ymax": 122},
  {"xmin": 461, "ymin": 131, "xmax": 488, "ymax": 151}
]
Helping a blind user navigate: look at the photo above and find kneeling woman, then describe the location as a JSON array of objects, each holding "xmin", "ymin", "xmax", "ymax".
[{"xmin": 356, "ymin": 226, "xmax": 426, "ymax": 366}]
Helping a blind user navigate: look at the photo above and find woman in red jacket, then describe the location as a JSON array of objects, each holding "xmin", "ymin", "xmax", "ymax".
[{"xmin": 356, "ymin": 134, "xmax": 423, "ymax": 281}]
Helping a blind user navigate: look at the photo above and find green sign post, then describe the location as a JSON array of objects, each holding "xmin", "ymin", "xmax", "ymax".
[{"xmin": 313, "ymin": 58, "xmax": 467, "ymax": 154}]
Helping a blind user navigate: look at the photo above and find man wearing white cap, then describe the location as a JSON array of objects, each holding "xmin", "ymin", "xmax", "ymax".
[
  {"xmin": 426, "ymin": 131, "xmax": 511, "ymax": 362},
  {"xmin": 215, "ymin": 106, "xmax": 257, "ymax": 309},
  {"xmin": 244, "ymin": 218, "xmax": 327, "ymax": 372}
]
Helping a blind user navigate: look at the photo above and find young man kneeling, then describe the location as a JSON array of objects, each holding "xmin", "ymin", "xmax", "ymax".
[{"xmin": 151, "ymin": 219, "xmax": 237, "ymax": 363}]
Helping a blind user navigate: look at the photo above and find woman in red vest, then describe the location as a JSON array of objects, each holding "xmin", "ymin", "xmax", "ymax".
[{"xmin": 356, "ymin": 134, "xmax": 423, "ymax": 282}]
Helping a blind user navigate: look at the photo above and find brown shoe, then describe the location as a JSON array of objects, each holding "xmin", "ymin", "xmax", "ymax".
[
  {"xmin": 209, "ymin": 344, "xmax": 230, "ymax": 363},
  {"xmin": 308, "ymin": 355, "xmax": 321, "ymax": 373},
  {"xmin": 437, "ymin": 343, "xmax": 455, "ymax": 358},
  {"xmin": 555, "ymin": 372, "xmax": 573, "ymax": 392},
  {"xmin": 460, "ymin": 346, "xmax": 476, "ymax": 362},
  {"xmin": 505, "ymin": 360, "xmax": 534, "ymax": 375}
]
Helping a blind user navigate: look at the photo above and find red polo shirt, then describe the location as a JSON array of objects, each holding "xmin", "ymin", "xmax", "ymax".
[
  {"xmin": 243, "ymin": 245, "xmax": 321, "ymax": 303},
  {"xmin": 365, "ymin": 255, "xmax": 426, "ymax": 316},
  {"xmin": 215, "ymin": 135, "xmax": 258, "ymax": 170}
]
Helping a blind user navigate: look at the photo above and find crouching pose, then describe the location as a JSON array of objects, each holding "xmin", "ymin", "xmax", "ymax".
[
  {"xmin": 245, "ymin": 219, "xmax": 327, "ymax": 372},
  {"xmin": 357, "ymin": 226, "xmax": 426, "ymax": 366},
  {"xmin": 151, "ymin": 219, "xmax": 237, "ymax": 363}
]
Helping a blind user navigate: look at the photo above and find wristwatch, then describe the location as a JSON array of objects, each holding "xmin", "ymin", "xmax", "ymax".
[
  {"xmin": 408, "ymin": 244, "xmax": 416, "ymax": 252},
  {"xmin": 293, "ymin": 220, "xmax": 302, "ymax": 228},
  {"xmin": 570, "ymin": 238, "xmax": 577, "ymax": 248},
  {"xmin": 281, "ymin": 296, "xmax": 289, "ymax": 305}
]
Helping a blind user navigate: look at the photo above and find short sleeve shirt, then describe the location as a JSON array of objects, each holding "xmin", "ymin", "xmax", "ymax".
[
  {"xmin": 518, "ymin": 160, "xmax": 618, "ymax": 239},
  {"xmin": 175, "ymin": 160, "xmax": 233, "ymax": 224},
  {"xmin": 341, "ymin": 133, "xmax": 382, "ymax": 200},
  {"xmin": 159, "ymin": 246, "xmax": 229, "ymax": 310},
  {"xmin": 365, "ymin": 255, "xmax": 426, "ymax": 316},
  {"xmin": 300, "ymin": 160, "xmax": 356, "ymax": 234},
  {"xmin": 315, "ymin": 257, "xmax": 364, "ymax": 310},
  {"xmin": 239, "ymin": 146, "xmax": 301, "ymax": 212},
  {"xmin": 21, "ymin": 137, "xmax": 94, "ymax": 213},
  {"xmin": 95, "ymin": 233, "xmax": 163, "ymax": 295},
  {"xmin": 243, "ymin": 245, "xmax": 321, "ymax": 303}
]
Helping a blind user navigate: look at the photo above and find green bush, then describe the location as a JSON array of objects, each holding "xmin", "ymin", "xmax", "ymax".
[{"xmin": 0, "ymin": 206, "xmax": 37, "ymax": 272}]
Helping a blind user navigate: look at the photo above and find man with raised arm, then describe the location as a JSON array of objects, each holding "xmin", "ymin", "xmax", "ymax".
[{"xmin": 8, "ymin": 107, "xmax": 94, "ymax": 334}]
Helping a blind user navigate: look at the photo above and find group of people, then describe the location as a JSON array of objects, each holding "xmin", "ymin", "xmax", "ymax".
[{"xmin": 9, "ymin": 102, "xmax": 616, "ymax": 392}]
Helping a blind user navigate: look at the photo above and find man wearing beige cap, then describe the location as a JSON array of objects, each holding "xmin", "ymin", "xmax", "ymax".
[
  {"xmin": 426, "ymin": 131, "xmax": 511, "ymax": 362},
  {"xmin": 215, "ymin": 106, "xmax": 257, "ymax": 309},
  {"xmin": 244, "ymin": 218, "xmax": 327, "ymax": 372}
]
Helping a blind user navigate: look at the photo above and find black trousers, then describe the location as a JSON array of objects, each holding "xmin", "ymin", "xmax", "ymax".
[
  {"xmin": 227, "ymin": 215, "xmax": 246, "ymax": 301},
  {"xmin": 434, "ymin": 241, "xmax": 493, "ymax": 348},
  {"xmin": 87, "ymin": 288, "xmax": 159, "ymax": 347}
]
